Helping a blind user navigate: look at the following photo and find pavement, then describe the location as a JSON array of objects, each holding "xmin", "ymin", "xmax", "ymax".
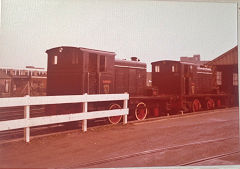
[{"xmin": 0, "ymin": 107, "xmax": 239, "ymax": 168}]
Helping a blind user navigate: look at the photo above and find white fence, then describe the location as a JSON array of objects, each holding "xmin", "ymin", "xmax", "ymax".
[{"xmin": 0, "ymin": 93, "xmax": 129, "ymax": 142}]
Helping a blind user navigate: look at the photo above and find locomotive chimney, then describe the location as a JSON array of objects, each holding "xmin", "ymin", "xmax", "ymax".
[{"xmin": 131, "ymin": 57, "xmax": 140, "ymax": 61}]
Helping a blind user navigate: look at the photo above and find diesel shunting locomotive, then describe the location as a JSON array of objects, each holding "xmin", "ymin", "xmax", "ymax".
[{"xmin": 46, "ymin": 46, "xmax": 233, "ymax": 124}]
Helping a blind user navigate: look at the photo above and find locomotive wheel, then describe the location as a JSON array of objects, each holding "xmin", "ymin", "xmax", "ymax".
[
  {"xmin": 135, "ymin": 102, "xmax": 148, "ymax": 121},
  {"xmin": 108, "ymin": 104, "xmax": 122, "ymax": 124},
  {"xmin": 192, "ymin": 99, "xmax": 201, "ymax": 112},
  {"xmin": 206, "ymin": 98, "xmax": 215, "ymax": 110}
]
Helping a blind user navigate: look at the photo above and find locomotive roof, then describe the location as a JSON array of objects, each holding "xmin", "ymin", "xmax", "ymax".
[
  {"xmin": 151, "ymin": 60, "xmax": 180, "ymax": 65},
  {"xmin": 152, "ymin": 60, "xmax": 205, "ymax": 66},
  {"xmin": 46, "ymin": 46, "xmax": 116, "ymax": 55},
  {"xmin": 115, "ymin": 59, "xmax": 146, "ymax": 69}
]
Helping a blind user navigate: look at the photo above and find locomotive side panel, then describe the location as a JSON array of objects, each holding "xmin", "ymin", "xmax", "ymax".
[
  {"xmin": 114, "ymin": 59, "xmax": 147, "ymax": 96},
  {"xmin": 192, "ymin": 67, "xmax": 213, "ymax": 94},
  {"xmin": 136, "ymin": 69, "xmax": 146, "ymax": 95},
  {"xmin": 181, "ymin": 64, "xmax": 213, "ymax": 95},
  {"xmin": 114, "ymin": 67, "xmax": 129, "ymax": 94}
]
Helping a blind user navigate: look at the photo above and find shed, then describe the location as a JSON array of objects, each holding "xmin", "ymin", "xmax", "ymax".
[{"xmin": 206, "ymin": 45, "xmax": 238, "ymax": 106}]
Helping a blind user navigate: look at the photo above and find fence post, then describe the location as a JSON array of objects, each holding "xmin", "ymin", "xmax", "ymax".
[
  {"xmin": 123, "ymin": 93, "xmax": 128, "ymax": 124},
  {"xmin": 24, "ymin": 95, "xmax": 30, "ymax": 142},
  {"xmin": 82, "ymin": 93, "xmax": 88, "ymax": 132}
]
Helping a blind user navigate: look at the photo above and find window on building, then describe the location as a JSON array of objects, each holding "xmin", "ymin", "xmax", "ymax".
[
  {"xmin": 100, "ymin": 55, "xmax": 106, "ymax": 72},
  {"xmin": 155, "ymin": 65, "xmax": 160, "ymax": 72},
  {"xmin": 53, "ymin": 55, "xmax": 58, "ymax": 65},
  {"xmin": 5, "ymin": 80, "xmax": 9, "ymax": 93},
  {"xmin": 233, "ymin": 73, "xmax": 238, "ymax": 86},
  {"xmin": 216, "ymin": 71, "xmax": 222, "ymax": 85}
]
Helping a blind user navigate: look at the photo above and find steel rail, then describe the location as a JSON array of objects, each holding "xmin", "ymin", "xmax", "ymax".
[
  {"xmin": 179, "ymin": 150, "xmax": 240, "ymax": 166},
  {"xmin": 69, "ymin": 136, "xmax": 239, "ymax": 168}
]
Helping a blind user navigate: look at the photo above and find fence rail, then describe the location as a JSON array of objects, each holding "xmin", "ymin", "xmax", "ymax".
[{"xmin": 0, "ymin": 93, "xmax": 129, "ymax": 142}]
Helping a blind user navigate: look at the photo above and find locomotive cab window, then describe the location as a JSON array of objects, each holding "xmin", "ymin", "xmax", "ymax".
[
  {"xmin": 184, "ymin": 65, "xmax": 191, "ymax": 73},
  {"xmin": 88, "ymin": 53, "xmax": 97, "ymax": 72},
  {"xmin": 53, "ymin": 55, "xmax": 58, "ymax": 65},
  {"xmin": 172, "ymin": 65, "xmax": 177, "ymax": 72},
  {"xmin": 100, "ymin": 55, "xmax": 106, "ymax": 72},
  {"xmin": 155, "ymin": 65, "xmax": 160, "ymax": 72},
  {"xmin": 72, "ymin": 55, "xmax": 79, "ymax": 64}
]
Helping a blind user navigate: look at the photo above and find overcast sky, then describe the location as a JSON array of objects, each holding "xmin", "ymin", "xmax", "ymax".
[{"xmin": 0, "ymin": 0, "xmax": 238, "ymax": 71}]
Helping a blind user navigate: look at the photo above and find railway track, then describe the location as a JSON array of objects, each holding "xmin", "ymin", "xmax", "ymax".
[
  {"xmin": 70, "ymin": 136, "xmax": 239, "ymax": 168},
  {"xmin": 179, "ymin": 150, "xmax": 240, "ymax": 166}
]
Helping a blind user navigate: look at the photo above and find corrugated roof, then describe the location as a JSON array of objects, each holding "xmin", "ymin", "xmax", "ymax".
[{"xmin": 206, "ymin": 46, "xmax": 238, "ymax": 66}]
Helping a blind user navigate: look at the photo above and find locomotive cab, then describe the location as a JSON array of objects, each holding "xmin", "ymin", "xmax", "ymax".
[
  {"xmin": 151, "ymin": 60, "xmax": 181, "ymax": 95},
  {"xmin": 151, "ymin": 60, "xmax": 214, "ymax": 96},
  {"xmin": 46, "ymin": 46, "xmax": 116, "ymax": 96}
]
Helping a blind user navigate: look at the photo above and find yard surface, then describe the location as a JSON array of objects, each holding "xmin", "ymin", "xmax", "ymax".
[{"xmin": 0, "ymin": 107, "xmax": 239, "ymax": 168}]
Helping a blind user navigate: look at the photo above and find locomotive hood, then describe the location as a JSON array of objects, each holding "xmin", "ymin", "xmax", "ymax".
[{"xmin": 114, "ymin": 59, "xmax": 147, "ymax": 69}]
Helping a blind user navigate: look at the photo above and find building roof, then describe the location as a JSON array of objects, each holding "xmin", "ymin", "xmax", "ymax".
[
  {"xmin": 0, "ymin": 71, "xmax": 11, "ymax": 79},
  {"xmin": 206, "ymin": 46, "xmax": 238, "ymax": 66}
]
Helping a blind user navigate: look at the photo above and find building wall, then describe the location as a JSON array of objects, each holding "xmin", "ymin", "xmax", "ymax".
[
  {"xmin": 0, "ymin": 68, "xmax": 47, "ymax": 97},
  {"xmin": 208, "ymin": 46, "xmax": 238, "ymax": 106}
]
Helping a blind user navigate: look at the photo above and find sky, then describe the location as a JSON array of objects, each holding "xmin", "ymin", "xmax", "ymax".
[{"xmin": 0, "ymin": 0, "xmax": 238, "ymax": 71}]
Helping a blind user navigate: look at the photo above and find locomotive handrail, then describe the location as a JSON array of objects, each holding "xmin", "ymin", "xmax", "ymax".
[{"xmin": 0, "ymin": 93, "xmax": 129, "ymax": 143}]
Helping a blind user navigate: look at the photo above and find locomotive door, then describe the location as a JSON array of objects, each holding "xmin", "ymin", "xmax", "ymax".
[
  {"xmin": 184, "ymin": 65, "xmax": 190, "ymax": 95},
  {"xmin": 184, "ymin": 77, "xmax": 189, "ymax": 95},
  {"xmin": 88, "ymin": 53, "xmax": 98, "ymax": 94}
]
